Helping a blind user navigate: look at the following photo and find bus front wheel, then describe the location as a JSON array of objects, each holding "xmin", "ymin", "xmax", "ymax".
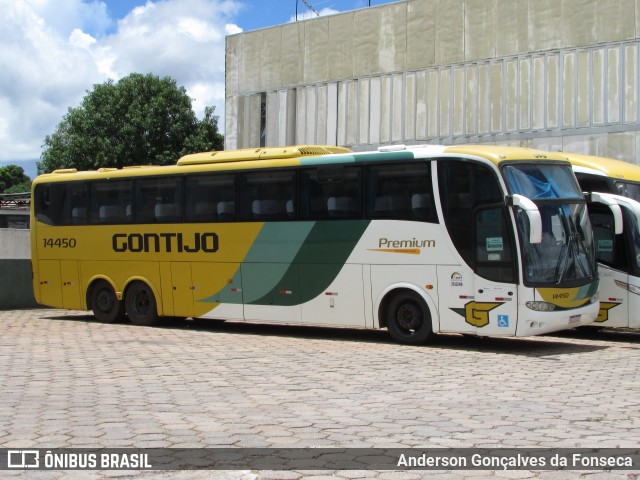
[
  {"xmin": 386, "ymin": 291, "xmax": 433, "ymax": 345},
  {"xmin": 90, "ymin": 280, "xmax": 125, "ymax": 323},
  {"xmin": 125, "ymin": 281, "xmax": 159, "ymax": 326}
]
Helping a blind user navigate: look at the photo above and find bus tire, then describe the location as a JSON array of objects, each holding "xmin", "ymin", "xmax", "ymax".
[
  {"xmin": 125, "ymin": 281, "xmax": 159, "ymax": 326},
  {"xmin": 386, "ymin": 291, "xmax": 433, "ymax": 345},
  {"xmin": 90, "ymin": 280, "xmax": 125, "ymax": 323}
]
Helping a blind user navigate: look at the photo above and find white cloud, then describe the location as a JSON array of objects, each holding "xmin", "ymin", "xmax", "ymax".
[
  {"xmin": 0, "ymin": 0, "xmax": 240, "ymax": 172},
  {"xmin": 288, "ymin": 6, "xmax": 340, "ymax": 23}
]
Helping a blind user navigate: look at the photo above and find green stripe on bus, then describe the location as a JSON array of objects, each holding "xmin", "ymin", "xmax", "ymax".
[
  {"xmin": 249, "ymin": 220, "xmax": 370, "ymax": 306},
  {"xmin": 199, "ymin": 222, "xmax": 315, "ymax": 304},
  {"xmin": 298, "ymin": 151, "xmax": 415, "ymax": 166}
]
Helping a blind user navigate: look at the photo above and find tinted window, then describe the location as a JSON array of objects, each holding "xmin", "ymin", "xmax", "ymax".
[
  {"xmin": 185, "ymin": 174, "xmax": 236, "ymax": 222},
  {"xmin": 439, "ymin": 159, "xmax": 515, "ymax": 282},
  {"xmin": 300, "ymin": 166, "xmax": 362, "ymax": 220},
  {"xmin": 574, "ymin": 173, "xmax": 613, "ymax": 194},
  {"xmin": 616, "ymin": 181, "xmax": 640, "ymax": 203},
  {"xmin": 589, "ymin": 204, "xmax": 627, "ymax": 271},
  {"xmin": 90, "ymin": 180, "xmax": 133, "ymax": 224},
  {"xmin": 35, "ymin": 183, "xmax": 63, "ymax": 225},
  {"xmin": 135, "ymin": 177, "xmax": 182, "ymax": 223},
  {"xmin": 239, "ymin": 170, "xmax": 296, "ymax": 221},
  {"xmin": 475, "ymin": 205, "xmax": 516, "ymax": 283},
  {"xmin": 62, "ymin": 183, "xmax": 88, "ymax": 224},
  {"xmin": 366, "ymin": 163, "xmax": 435, "ymax": 222}
]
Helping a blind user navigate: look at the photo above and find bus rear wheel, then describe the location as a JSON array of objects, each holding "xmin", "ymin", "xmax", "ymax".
[
  {"xmin": 386, "ymin": 291, "xmax": 433, "ymax": 345},
  {"xmin": 125, "ymin": 281, "xmax": 159, "ymax": 326},
  {"xmin": 90, "ymin": 280, "xmax": 125, "ymax": 323}
]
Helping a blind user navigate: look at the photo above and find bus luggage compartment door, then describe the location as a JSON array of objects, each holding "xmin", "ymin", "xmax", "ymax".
[
  {"xmin": 242, "ymin": 263, "xmax": 301, "ymax": 324},
  {"xmin": 170, "ymin": 262, "xmax": 194, "ymax": 317},
  {"xmin": 300, "ymin": 264, "xmax": 365, "ymax": 327},
  {"xmin": 60, "ymin": 260, "xmax": 82, "ymax": 310},
  {"xmin": 37, "ymin": 260, "xmax": 62, "ymax": 308}
]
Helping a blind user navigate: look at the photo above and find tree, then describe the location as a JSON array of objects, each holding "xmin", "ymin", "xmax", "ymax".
[
  {"xmin": 39, "ymin": 73, "xmax": 224, "ymax": 173},
  {"xmin": 0, "ymin": 165, "xmax": 31, "ymax": 193}
]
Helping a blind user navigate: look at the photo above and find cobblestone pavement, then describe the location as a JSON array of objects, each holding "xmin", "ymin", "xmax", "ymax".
[{"xmin": 1, "ymin": 309, "xmax": 640, "ymax": 479}]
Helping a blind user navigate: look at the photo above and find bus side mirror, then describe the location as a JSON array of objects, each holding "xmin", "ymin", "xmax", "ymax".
[
  {"xmin": 588, "ymin": 192, "xmax": 624, "ymax": 235},
  {"xmin": 604, "ymin": 194, "xmax": 640, "ymax": 233},
  {"xmin": 505, "ymin": 194, "xmax": 542, "ymax": 244}
]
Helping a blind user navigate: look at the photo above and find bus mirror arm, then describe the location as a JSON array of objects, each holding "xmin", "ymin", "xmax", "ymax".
[
  {"xmin": 589, "ymin": 192, "xmax": 624, "ymax": 235},
  {"xmin": 602, "ymin": 193, "xmax": 640, "ymax": 233},
  {"xmin": 505, "ymin": 194, "xmax": 542, "ymax": 244}
]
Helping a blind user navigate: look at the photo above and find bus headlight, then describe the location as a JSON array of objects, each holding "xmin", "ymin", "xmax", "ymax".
[{"xmin": 526, "ymin": 301, "xmax": 556, "ymax": 312}]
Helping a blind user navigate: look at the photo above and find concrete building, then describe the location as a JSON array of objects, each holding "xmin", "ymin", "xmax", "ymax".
[
  {"xmin": 0, "ymin": 228, "xmax": 38, "ymax": 309},
  {"xmin": 225, "ymin": 0, "xmax": 640, "ymax": 163}
]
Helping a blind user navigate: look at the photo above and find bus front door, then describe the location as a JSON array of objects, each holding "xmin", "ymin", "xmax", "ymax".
[{"xmin": 470, "ymin": 205, "xmax": 518, "ymax": 336}]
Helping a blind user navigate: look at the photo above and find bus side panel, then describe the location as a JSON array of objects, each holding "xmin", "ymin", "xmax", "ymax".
[
  {"xmin": 243, "ymin": 263, "xmax": 301, "ymax": 323},
  {"xmin": 596, "ymin": 266, "xmax": 629, "ymax": 328},
  {"xmin": 628, "ymin": 275, "xmax": 640, "ymax": 329},
  {"xmin": 60, "ymin": 260, "xmax": 82, "ymax": 310},
  {"xmin": 299, "ymin": 264, "xmax": 365, "ymax": 327},
  {"xmin": 159, "ymin": 262, "xmax": 175, "ymax": 317},
  {"xmin": 434, "ymin": 265, "xmax": 475, "ymax": 334},
  {"xmin": 192, "ymin": 262, "xmax": 245, "ymax": 319},
  {"xmin": 170, "ymin": 262, "xmax": 193, "ymax": 318},
  {"xmin": 37, "ymin": 259, "xmax": 62, "ymax": 308}
]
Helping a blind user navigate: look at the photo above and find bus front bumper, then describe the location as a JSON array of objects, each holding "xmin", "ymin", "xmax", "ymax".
[{"xmin": 515, "ymin": 301, "xmax": 599, "ymax": 337}]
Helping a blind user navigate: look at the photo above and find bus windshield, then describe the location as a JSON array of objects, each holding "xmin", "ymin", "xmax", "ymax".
[{"xmin": 504, "ymin": 164, "xmax": 596, "ymax": 286}]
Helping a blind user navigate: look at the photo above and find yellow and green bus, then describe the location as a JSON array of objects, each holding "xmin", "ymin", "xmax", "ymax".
[
  {"xmin": 31, "ymin": 144, "xmax": 602, "ymax": 344},
  {"xmin": 565, "ymin": 152, "xmax": 640, "ymax": 329}
]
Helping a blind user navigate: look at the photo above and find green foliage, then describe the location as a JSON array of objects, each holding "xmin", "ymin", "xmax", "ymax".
[
  {"xmin": 0, "ymin": 165, "xmax": 31, "ymax": 193},
  {"xmin": 39, "ymin": 73, "xmax": 224, "ymax": 173}
]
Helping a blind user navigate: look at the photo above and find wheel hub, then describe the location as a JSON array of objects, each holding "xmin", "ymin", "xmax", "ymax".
[{"xmin": 397, "ymin": 303, "xmax": 421, "ymax": 331}]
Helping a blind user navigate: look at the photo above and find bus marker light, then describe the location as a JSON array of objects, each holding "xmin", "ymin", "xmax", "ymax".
[{"xmin": 425, "ymin": 284, "xmax": 433, "ymax": 290}]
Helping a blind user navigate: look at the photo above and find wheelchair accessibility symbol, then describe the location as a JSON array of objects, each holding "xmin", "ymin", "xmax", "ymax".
[{"xmin": 497, "ymin": 315, "xmax": 509, "ymax": 327}]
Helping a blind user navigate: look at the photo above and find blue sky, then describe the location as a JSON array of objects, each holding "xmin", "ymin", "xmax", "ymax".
[
  {"xmin": 0, "ymin": 0, "xmax": 399, "ymax": 180},
  {"xmin": 101, "ymin": 0, "xmax": 386, "ymax": 34}
]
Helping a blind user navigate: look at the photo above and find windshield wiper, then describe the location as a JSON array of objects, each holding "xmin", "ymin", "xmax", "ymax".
[
  {"xmin": 555, "ymin": 235, "xmax": 571, "ymax": 285},
  {"xmin": 555, "ymin": 213, "xmax": 593, "ymax": 285}
]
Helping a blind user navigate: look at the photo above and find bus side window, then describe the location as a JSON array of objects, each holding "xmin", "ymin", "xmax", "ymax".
[
  {"xmin": 35, "ymin": 183, "xmax": 62, "ymax": 225},
  {"xmin": 475, "ymin": 205, "xmax": 516, "ymax": 283},
  {"xmin": 90, "ymin": 180, "xmax": 133, "ymax": 224},
  {"xmin": 61, "ymin": 183, "xmax": 88, "ymax": 225},
  {"xmin": 366, "ymin": 163, "xmax": 435, "ymax": 222},
  {"xmin": 590, "ymin": 205, "xmax": 627, "ymax": 271},
  {"xmin": 300, "ymin": 166, "xmax": 362, "ymax": 220},
  {"xmin": 135, "ymin": 177, "xmax": 182, "ymax": 223},
  {"xmin": 439, "ymin": 159, "xmax": 513, "ymax": 280},
  {"xmin": 185, "ymin": 174, "xmax": 236, "ymax": 223},
  {"xmin": 574, "ymin": 173, "xmax": 611, "ymax": 195},
  {"xmin": 239, "ymin": 170, "xmax": 296, "ymax": 221}
]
